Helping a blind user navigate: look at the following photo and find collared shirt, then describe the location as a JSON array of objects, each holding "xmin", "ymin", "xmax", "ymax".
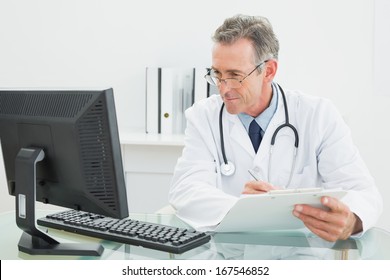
[{"xmin": 238, "ymin": 82, "xmax": 279, "ymax": 136}]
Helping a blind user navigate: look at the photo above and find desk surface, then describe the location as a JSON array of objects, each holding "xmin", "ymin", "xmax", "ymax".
[{"xmin": 1, "ymin": 210, "xmax": 389, "ymax": 260}]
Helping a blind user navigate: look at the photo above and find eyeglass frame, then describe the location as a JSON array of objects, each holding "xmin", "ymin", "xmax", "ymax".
[{"xmin": 204, "ymin": 60, "xmax": 269, "ymax": 89}]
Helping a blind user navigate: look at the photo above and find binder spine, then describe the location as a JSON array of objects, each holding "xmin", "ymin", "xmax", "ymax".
[{"xmin": 146, "ymin": 67, "xmax": 209, "ymax": 135}]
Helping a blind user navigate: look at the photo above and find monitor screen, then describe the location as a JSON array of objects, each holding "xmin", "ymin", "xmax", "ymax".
[{"xmin": 0, "ymin": 88, "xmax": 129, "ymax": 255}]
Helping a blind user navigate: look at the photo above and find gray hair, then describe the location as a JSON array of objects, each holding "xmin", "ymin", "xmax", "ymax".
[{"xmin": 212, "ymin": 14, "xmax": 279, "ymax": 64}]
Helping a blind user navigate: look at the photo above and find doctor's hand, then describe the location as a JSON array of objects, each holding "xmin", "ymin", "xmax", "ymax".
[
  {"xmin": 293, "ymin": 196, "xmax": 363, "ymax": 242},
  {"xmin": 242, "ymin": 180, "xmax": 279, "ymax": 194}
]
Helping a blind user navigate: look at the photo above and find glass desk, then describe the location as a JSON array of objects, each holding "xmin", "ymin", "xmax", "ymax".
[{"xmin": 1, "ymin": 210, "xmax": 389, "ymax": 260}]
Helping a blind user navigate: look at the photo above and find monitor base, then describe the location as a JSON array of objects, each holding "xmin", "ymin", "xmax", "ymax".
[{"xmin": 18, "ymin": 232, "xmax": 104, "ymax": 256}]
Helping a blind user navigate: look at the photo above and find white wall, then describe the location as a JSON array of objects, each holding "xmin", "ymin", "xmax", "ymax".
[{"xmin": 0, "ymin": 0, "xmax": 389, "ymax": 231}]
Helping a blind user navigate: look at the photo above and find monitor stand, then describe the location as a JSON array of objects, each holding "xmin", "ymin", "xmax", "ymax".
[{"xmin": 14, "ymin": 147, "xmax": 104, "ymax": 256}]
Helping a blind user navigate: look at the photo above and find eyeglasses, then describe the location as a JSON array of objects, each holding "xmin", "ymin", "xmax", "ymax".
[{"xmin": 204, "ymin": 60, "xmax": 268, "ymax": 89}]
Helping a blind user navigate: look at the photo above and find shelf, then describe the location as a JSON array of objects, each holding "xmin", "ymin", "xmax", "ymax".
[{"xmin": 119, "ymin": 131, "xmax": 185, "ymax": 146}]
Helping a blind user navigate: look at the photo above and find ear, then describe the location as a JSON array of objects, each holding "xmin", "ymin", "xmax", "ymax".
[{"xmin": 263, "ymin": 60, "xmax": 278, "ymax": 83}]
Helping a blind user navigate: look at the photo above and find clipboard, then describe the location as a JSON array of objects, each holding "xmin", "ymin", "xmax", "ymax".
[{"xmin": 213, "ymin": 188, "xmax": 347, "ymax": 232}]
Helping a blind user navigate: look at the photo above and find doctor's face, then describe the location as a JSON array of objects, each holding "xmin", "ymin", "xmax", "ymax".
[{"xmin": 211, "ymin": 38, "xmax": 274, "ymax": 117}]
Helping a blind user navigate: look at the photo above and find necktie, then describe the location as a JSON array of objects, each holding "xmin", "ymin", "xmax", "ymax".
[{"xmin": 249, "ymin": 120, "xmax": 262, "ymax": 153}]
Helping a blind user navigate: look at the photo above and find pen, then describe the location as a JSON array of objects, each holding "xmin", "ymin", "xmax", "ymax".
[{"xmin": 248, "ymin": 169, "xmax": 261, "ymax": 181}]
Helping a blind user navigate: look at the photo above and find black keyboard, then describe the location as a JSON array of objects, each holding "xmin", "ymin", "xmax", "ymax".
[{"xmin": 37, "ymin": 210, "xmax": 211, "ymax": 254}]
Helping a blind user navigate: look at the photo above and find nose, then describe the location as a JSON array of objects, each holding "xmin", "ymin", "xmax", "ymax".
[
  {"xmin": 218, "ymin": 83, "xmax": 229, "ymax": 97},
  {"xmin": 218, "ymin": 79, "xmax": 232, "ymax": 94},
  {"xmin": 219, "ymin": 87, "xmax": 238, "ymax": 102}
]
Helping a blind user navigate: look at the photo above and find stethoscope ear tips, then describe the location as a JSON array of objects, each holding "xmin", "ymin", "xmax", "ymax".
[{"xmin": 221, "ymin": 161, "xmax": 235, "ymax": 176}]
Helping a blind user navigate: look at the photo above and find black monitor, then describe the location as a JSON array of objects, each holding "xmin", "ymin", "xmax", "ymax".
[{"xmin": 0, "ymin": 88, "xmax": 129, "ymax": 256}]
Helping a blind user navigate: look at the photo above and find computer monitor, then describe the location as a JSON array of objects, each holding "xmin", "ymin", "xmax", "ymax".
[{"xmin": 0, "ymin": 88, "xmax": 129, "ymax": 255}]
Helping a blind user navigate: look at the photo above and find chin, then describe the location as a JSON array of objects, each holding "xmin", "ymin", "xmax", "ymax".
[{"xmin": 225, "ymin": 106, "xmax": 242, "ymax": 115}]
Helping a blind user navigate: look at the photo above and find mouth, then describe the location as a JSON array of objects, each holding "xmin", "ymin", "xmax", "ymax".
[
  {"xmin": 222, "ymin": 94, "xmax": 240, "ymax": 102},
  {"xmin": 223, "ymin": 97, "xmax": 240, "ymax": 103}
]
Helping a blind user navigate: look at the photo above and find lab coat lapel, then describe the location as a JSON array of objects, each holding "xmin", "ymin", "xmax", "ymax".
[{"xmin": 226, "ymin": 113, "xmax": 255, "ymax": 156}]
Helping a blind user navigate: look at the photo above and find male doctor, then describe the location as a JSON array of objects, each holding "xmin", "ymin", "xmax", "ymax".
[{"xmin": 169, "ymin": 14, "xmax": 382, "ymax": 241}]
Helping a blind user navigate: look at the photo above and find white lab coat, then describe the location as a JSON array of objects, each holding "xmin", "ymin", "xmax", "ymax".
[{"xmin": 169, "ymin": 89, "xmax": 383, "ymax": 233}]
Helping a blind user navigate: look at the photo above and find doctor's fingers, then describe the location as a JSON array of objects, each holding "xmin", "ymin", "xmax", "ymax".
[
  {"xmin": 294, "ymin": 196, "xmax": 350, "ymax": 222},
  {"xmin": 292, "ymin": 209, "xmax": 346, "ymax": 241},
  {"xmin": 303, "ymin": 220, "xmax": 347, "ymax": 242},
  {"xmin": 320, "ymin": 197, "xmax": 359, "ymax": 238},
  {"xmin": 293, "ymin": 205, "xmax": 351, "ymax": 240},
  {"xmin": 242, "ymin": 181, "xmax": 275, "ymax": 194},
  {"xmin": 293, "ymin": 203, "xmax": 349, "ymax": 227},
  {"xmin": 321, "ymin": 196, "xmax": 350, "ymax": 214},
  {"xmin": 300, "ymin": 212, "xmax": 353, "ymax": 241}
]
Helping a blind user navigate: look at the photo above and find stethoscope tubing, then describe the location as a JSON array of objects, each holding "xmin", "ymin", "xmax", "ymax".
[{"xmin": 219, "ymin": 102, "xmax": 228, "ymax": 165}]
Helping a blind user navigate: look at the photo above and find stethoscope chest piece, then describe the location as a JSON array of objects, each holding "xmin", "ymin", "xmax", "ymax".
[{"xmin": 221, "ymin": 161, "xmax": 235, "ymax": 176}]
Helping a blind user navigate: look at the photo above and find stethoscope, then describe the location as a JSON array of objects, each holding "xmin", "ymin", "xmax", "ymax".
[{"xmin": 219, "ymin": 84, "xmax": 299, "ymax": 187}]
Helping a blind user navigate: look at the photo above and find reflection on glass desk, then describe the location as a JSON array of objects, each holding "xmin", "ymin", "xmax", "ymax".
[{"xmin": 1, "ymin": 210, "xmax": 389, "ymax": 260}]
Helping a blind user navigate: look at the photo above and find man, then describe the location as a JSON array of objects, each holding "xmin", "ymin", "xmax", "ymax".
[{"xmin": 169, "ymin": 14, "xmax": 382, "ymax": 241}]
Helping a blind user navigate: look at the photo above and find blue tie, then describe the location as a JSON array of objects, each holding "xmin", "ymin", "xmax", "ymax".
[{"xmin": 249, "ymin": 120, "xmax": 262, "ymax": 153}]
